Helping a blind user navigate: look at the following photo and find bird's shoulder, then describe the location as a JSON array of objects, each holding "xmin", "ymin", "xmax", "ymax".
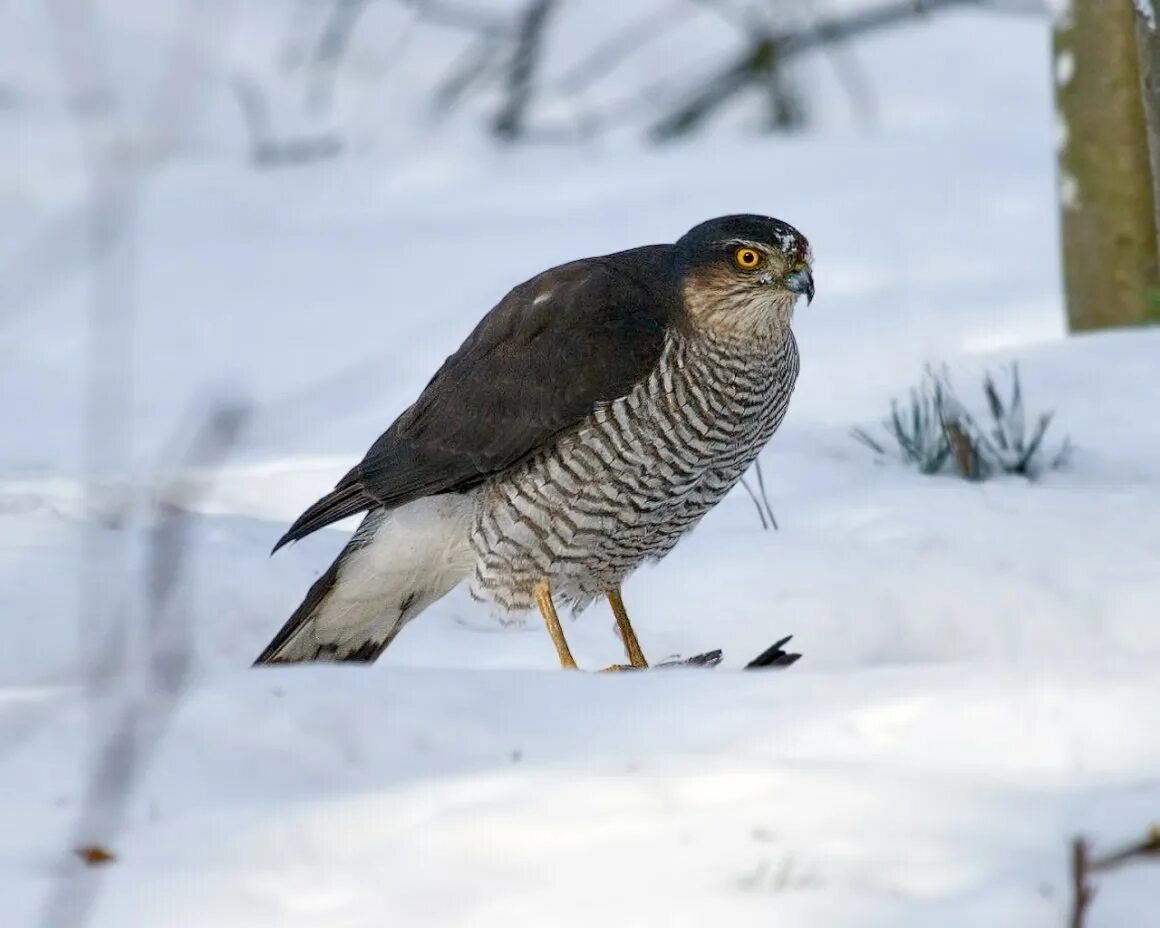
[
  {"xmin": 453, "ymin": 244, "xmax": 680, "ymax": 361},
  {"xmin": 395, "ymin": 244, "xmax": 682, "ymax": 434}
]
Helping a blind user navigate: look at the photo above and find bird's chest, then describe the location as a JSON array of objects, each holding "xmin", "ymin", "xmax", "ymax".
[
  {"xmin": 468, "ymin": 333, "xmax": 798, "ymax": 607},
  {"xmin": 572, "ymin": 333, "xmax": 797, "ymax": 514}
]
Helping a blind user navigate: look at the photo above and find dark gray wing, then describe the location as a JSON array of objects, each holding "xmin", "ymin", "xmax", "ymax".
[{"xmin": 272, "ymin": 246, "xmax": 678, "ymax": 552}]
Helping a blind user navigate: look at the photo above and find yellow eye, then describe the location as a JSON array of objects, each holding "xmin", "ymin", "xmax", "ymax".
[{"xmin": 734, "ymin": 247, "xmax": 762, "ymax": 269}]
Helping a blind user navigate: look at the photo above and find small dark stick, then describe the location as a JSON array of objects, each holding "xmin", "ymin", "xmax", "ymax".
[
  {"xmin": 1070, "ymin": 826, "xmax": 1160, "ymax": 928},
  {"xmin": 739, "ymin": 473, "xmax": 769, "ymax": 529},
  {"xmin": 1070, "ymin": 837, "xmax": 1093, "ymax": 928},
  {"xmin": 753, "ymin": 459, "xmax": 778, "ymax": 530}
]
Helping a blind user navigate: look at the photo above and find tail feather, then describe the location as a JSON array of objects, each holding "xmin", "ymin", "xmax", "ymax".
[
  {"xmin": 254, "ymin": 554, "xmax": 354, "ymax": 664},
  {"xmin": 271, "ymin": 484, "xmax": 369, "ymax": 554},
  {"xmin": 257, "ymin": 495, "xmax": 474, "ymax": 665}
]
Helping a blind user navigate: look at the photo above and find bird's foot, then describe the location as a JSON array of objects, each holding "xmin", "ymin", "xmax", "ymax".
[
  {"xmin": 594, "ymin": 637, "xmax": 800, "ymax": 672},
  {"xmin": 599, "ymin": 663, "xmax": 643, "ymax": 672}
]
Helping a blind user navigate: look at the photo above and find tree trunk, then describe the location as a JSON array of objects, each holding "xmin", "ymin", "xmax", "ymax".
[
  {"xmin": 1135, "ymin": 2, "xmax": 1160, "ymax": 261},
  {"xmin": 1053, "ymin": 1, "xmax": 1159, "ymax": 330}
]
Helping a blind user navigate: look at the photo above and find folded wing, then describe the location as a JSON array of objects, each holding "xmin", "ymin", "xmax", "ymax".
[{"xmin": 272, "ymin": 248, "xmax": 677, "ymax": 552}]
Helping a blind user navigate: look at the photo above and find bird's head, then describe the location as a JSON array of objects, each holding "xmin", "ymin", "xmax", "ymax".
[{"xmin": 673, "ymin": 214, "xmax": 813, "ymax": 340}]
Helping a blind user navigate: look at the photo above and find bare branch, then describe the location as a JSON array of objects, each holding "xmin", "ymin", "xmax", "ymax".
[
  {"xmin": 648, "ymin": 0, "xmax": 1035, "ymax": 140},
  {"xmin": 395, "ymin": 0, "xmax": 512, "ymax": 36},
  {"xmin": 492, "ymin": 0, "xmax": 559, "ymax": 141},
  {"xmin": 305, "ymin": 0, "xmax": 372, "ymax": 109},
  {"xmin": 739, "ymin": 474, "xmax": 770, "ymax": 529},
  {"xmin": 551, "ymin": 3, "xmax": 697, "ymax": 96},
  {"xmin": 817, "ymin": 39, "xmax": 879, "ymax": 131},
  {"xmin": 1070, "ymin": 837, "xmax": 1094, "ymax": 928},
  {"xmin": 1070, "ymin": 827, "xmax": 1160, "ymax": 928},
  {"xmin": 753, "ymin": 458, "xmax": 778, "ymax": 530},
  {"xmin": 231, "ymin": 74, "xmax": 345, "ymax": 167},
  {"xmin": 432, "ymin": 35, "xmax": 508, "ymax": 112}
]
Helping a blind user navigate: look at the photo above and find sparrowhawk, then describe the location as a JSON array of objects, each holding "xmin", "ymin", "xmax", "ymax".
[{"xmin": 256, "ymin": 214, "xmax": 813, "ymax": 669}]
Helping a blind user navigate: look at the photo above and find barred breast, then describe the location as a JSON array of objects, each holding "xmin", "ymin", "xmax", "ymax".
[{"xmin": 468, "ymin": 329, "xmax": 799, "ymax": 612}]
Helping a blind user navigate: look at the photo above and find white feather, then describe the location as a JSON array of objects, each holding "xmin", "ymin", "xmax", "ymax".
[{"xmin": 311, "ymin": 492, "xmax": 476, "ymax": 651}]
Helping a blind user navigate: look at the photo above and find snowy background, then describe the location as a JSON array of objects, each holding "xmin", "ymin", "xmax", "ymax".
[{"xmin": 2, "ymin": 1, "xmax": 1159, "ymax": 926}]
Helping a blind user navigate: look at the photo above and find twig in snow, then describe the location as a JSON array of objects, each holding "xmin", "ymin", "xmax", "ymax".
[
  {"xmin": 753, "ymin": 459, "xmax": 778, "ymax": 529},
  {"xmin": 739, "ymin": 472, "xmax": 770, "ymax": 530},
  {"xmin": 739, "ymin": 459, "xmax": 778, "ymax": 530}
]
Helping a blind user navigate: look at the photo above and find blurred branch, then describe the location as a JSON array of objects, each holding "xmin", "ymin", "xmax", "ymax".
[
  {"xmin": 787, "ymin": 0, "xmax": 1032, "ymax": 55},
  {"xmin": 32, "ymin": 4, "xmax": 245, "ymax": 925},
  {"xmin": 306, "ymin": 0, "xmax": 371, "ymax": 109},
  {"xmin": 0, "ymin": 0, "xmax": 235, "ymax": 331},
  {"xmin": 432, "ymin": 35, "xmax": 508, "ymax": 112},
  {"xmin": 492, "ymin": 0, "xmax": 559, "ymax": 141},
  {"xmin": 650, "ymin": 34, "xmax": 790, "ymax": 140},
  {"xmin": 231, "ymin": 74, "xmax": 345, "ymax": 167},
  {"xmin": 44, "ymin": 0, "xmax": 142, "ymax": 729},
  {"xmin": 313, "ymin": 0, "xmax": 372, "ymax": 70},
  {"xmin": 689, "ymin": 0, "xmax": 757, "ymax": 34},
  {"xmin": 395, "ymin": 0, "xmax": 512, "ymax": 36},
  {"xmin": 817, "ymin": 39, "xmax": 879, "ymax": 131},
  {"xmin": 40, "ymin": 401, "xmax": 250, "ymax": 928},
  {"xmin": 649, "ymin": 0, "xmax": 1039, "ymax": 140},
  {"xmin": 551, "ymin": 3, "xmax": 696, "ymax": 95},
  {"xmin": 245, "ymin": 0, "xmax": 1049, "ymax": 147},
  {"xmin": 1070, "ymin": 827, "xmax": 1160, "ymax": 928}
]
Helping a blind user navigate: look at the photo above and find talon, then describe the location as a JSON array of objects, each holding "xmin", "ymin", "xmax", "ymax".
[{"xmin": 599, "ymin": 663, "xmax": 640, "ymax": 673}]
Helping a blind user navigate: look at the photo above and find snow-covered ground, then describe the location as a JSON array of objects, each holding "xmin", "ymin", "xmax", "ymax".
[{"xmin": 3, "ymin": 2, "xmax": 1159, "ymax": 926}]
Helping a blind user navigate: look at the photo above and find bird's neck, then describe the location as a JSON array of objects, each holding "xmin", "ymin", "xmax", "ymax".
[{"xmin": 680, "ymin": 289, "xmax": 797, "ymax": 349}]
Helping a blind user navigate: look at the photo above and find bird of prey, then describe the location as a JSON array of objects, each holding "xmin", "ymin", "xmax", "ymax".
[{"xmin": 256, "ymin": 214, "xmax": 813, "ymax": 670}]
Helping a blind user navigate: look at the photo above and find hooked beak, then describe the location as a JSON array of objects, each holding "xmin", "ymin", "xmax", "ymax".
[{"xmin": 785, "ymin": 266, "xmax": 814, "ymax": 305}]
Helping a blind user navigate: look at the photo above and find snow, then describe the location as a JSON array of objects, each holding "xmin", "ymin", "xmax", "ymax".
[
  {"xmin": 1137, "ymin": 0, "xmax": 1157, "ymax": 33},
  {"xmin": 3, "ymin": 2, "xmax": 1160, "ymax": 927},
  {"xmin": 1046, "ymin": 0, "xmax": 1074, "ymax": 30}
]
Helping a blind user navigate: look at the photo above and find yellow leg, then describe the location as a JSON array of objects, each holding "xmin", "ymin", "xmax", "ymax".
[
  {"xmin": 534, "ymin": 580, "xmax": 578, "ymax": 670},
  {"xmin": 607, "ymin": 588, "xmax": 649, "ymax": 670}
]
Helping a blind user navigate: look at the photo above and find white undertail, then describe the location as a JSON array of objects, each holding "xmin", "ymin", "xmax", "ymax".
[{"xmin": 264, "ymin": 493, "xmax": 475, "ymax": 662}]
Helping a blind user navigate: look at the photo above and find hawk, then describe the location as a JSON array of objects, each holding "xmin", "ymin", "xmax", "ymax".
[{"xmin": 256, "ymin": 215, "xmax": 813, "ymax": 670}]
